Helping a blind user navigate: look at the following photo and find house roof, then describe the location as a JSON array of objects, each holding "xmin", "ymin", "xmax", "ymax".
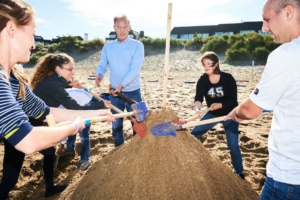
[
  {"xmin": 171, "ymin": 21, "xmax": 263, "ymax": 35},
  {"xmin": 171, "ymin": 25, "xmax": 215, "ymax": 34},
  {"xmin": 239, "ymin": 21, "xmax": 263, "ymax": 31},
  {"xmin": 213, "ymin": 23, "xmax": 240, "ymax": 32}
]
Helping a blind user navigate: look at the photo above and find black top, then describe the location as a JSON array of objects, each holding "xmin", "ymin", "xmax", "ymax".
[
  {"xmin": 194, "ymin": 71, "xmax": 238, "ymax": 116},
  {"xmin": 33, "ymin": 73, "xmax": 105, "ymax": 110}
]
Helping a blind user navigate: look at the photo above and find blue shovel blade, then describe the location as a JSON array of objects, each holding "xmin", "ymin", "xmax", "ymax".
[
  {"xmin": 132, "ymin": 102, "xmax": 148, "ymax": 122},
  {"xmin": 150, "ymin": 122, "xmax": 177, "ymax": 137}
]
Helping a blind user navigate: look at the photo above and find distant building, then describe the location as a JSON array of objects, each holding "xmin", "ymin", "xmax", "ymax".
[
  {"xmin": 105, "ymin": 30, "xmax": 147, "ymax": 42},
  {"xmin": 171, "ymin": 21, "xmax": 267, "ymax": 39},
  {"xmin": 34, "ymin": 35, "xmax": 84, "ymax": 45}
]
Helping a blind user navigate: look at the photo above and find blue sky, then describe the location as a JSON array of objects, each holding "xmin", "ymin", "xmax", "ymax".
[{"xmin": 26, "ymin": 0, "xmax": 265, "ymax": 41}]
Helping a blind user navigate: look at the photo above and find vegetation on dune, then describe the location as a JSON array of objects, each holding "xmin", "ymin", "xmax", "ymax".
[
  {"xmin": 29, "ymin": 33, "xmax": 279, "ymax": 65},
  {"xmin": 29, "ymin": 35, "xmax": 105, "ymax": 64}
]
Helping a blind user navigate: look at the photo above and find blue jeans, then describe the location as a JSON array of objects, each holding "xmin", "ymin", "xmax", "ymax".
[
  {"xmin": 66, "ymin": 123, "xmax": 90, "ymax": 161},
  {"xmin": 260, "ymin": 177, "xmax": 300, "ymax": 200},
  {"xmin": 191, "ymin": 112, "xmax": 243, "ymax": 174},
  {"xmin": 66, "ymin": 97, "xmax": 102, "ymax": 161},
  {"xmin": 109, "ymin": 89, "xmax": 142, "ymax": 147}
]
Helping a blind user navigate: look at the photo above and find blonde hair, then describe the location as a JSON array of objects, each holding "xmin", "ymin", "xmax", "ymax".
[
  {"xmin": 30, "ymin": 53, "xmax": 74, "ymax": 89},
  {"xmin": 0, "ymin": 0, "xmax": 35, "ymax": 100},
  {"xmin": 0, "ymin": 0, "xmax": 35, "ymax": 32}
]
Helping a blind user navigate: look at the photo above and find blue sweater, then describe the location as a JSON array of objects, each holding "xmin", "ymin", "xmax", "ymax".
[{"xmin": 96, "ymin": 38, "xmax": 144, "ymax": 92}]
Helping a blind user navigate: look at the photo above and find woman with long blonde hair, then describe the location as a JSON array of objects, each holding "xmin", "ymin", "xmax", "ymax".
[{"xmin": 0, "ymin": 0, "xmax": 113, "ymax": 198}]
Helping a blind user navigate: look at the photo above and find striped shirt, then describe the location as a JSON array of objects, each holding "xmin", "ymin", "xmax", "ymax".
[{"xmin": 0, "ymin": 70, "xmax": 50, "ymax": 146}]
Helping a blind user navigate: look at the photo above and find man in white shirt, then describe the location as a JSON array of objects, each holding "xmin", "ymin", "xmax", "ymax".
[{"xmin": 226, "ymin": 0, "xmax": 300, "ymax": 199}]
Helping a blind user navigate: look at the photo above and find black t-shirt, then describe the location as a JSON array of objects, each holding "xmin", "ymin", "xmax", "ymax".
[{"xmin": 194, "ymin": 71, "xmax": 238, "ymax": 116}]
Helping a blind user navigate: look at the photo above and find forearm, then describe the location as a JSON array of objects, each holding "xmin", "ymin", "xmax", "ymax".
[
  {"xmin": 49, "ymin": 107, "xmax": 110, "ymax": 122},
  {"xmin": 235, "ymin": 98, "xmax": 263, "ymax": 120},
  {"xmin": 14, "ymin": 124, "xmax": 77, "ymax": 154}
]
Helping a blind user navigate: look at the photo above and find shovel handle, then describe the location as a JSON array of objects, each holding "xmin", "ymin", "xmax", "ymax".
[
  {"xmin": 184, "ymin": 108, "xmax": 211, "ymax": 123},
  {"xmin": 180, "ymin": 116, "xmax": 225, "ymax": 129},
  {"xmin": 108, "ymin": 84, "xmax": 136, "ymax": 104},
  {"xmin": 55, "ymin": 112, "xmax": 134, "ymax": 127},
  {"xmin": 82, "ymin": 87, "xmax": 124, "ymax": 113}
]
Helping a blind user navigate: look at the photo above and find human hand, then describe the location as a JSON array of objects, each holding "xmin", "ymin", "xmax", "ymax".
[
  {"xmin": 71, "ymin": 116, "xmax": 85, "ymax": 134},
  {"xmin": 104, "ymin": 110, "xmax": 115, "ymax": 122},
  {"xmin": 103, "ymin": 100, "xmax": 112, "ymax": 109},
  {"xmin": 69, "ymin": 80, "xmax": 82, "ymax": 89},
  {"xmin": 224, "ymin": 109, "xmax": 244, "ymax": 122},
  {"xmin": 95, "ymin": 75, "xmax": 103, "ymax": 87},
  {"xmin": 210, "ymin": 103, "xmax": 222, "ymax": 111},
  {"xmin": 194, "ymin": 107, "xmax": 202, "ymax": 118},
  {"xmin": 112, "ymin": 84, "xmax": 123, "ymax": 97}
]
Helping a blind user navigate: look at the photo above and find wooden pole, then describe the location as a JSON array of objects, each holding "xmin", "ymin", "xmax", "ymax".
[
  {"xmin": 162, "ymin": 3, "xmax": 172, "ymax": 108},
  {"xmin": 252, "ymin": 60, "xmax": 254, "ymax": 82}
]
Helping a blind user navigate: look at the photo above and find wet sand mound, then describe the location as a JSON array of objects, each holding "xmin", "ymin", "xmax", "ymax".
[{"xmin": 67, "ymin": 108, "xmax": 258, "ymax": 200}]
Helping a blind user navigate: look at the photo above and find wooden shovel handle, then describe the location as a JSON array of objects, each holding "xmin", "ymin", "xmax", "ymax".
[
  {"xmin": 55, "ymin": 112, "xmax": 134, "ymax": 127},
  {"xmin": 184, "ymin": 108, "xmax": 210, "ymax": 123},
  {"xmin": 108, "ymin": 84, "xmax": 136, "ymax": 104},
  {"xmin": 181, "ymin": 116, "xmax": 225, "ymax": 129},
  {"xmin": 81, "ymin": 87, "xmax": 124, "ymax": 113}
]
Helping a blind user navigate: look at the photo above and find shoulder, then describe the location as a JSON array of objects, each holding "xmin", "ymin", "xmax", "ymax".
[
  {"xmin": 221, "ymin": 71, "xmax": 234, "ymax": 80},
  {"xmin": 198, "ymin": 73, "xmax": 208, "ymax": 81},
  {"xmin": 129, "ymin": 38, "xmax": 143, "ymax": 46},
  {"xmin": 103, "ymin": 40, "xmax": 116, "ymax": 48}
]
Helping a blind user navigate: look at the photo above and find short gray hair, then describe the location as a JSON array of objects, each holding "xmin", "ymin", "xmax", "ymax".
[
  {"xmin": 113, "ymin": 14, "xmax": 130, "ymax": 25},
  {"xmin": 266, "ymin": 0, "xmax": 300, "ymax": 14}
]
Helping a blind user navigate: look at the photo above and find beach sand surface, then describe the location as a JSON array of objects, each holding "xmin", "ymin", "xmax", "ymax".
[{"xmin": 0, "ymin": 49, "xmax": 270, "ymax": 199}]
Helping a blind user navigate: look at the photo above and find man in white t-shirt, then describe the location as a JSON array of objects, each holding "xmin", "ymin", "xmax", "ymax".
[{"xmin": 225, "ymin": 0, "xmax": 300, "ymax": 199}]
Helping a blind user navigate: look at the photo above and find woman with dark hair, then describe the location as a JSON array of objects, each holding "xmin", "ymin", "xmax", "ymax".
[
  {"xmin": 191, "ymin": 51, "xmax": 244, "ymax": 179},
  {"xmin": 30, "ymin": 53, "xmax": 110, "ymax": 171},
  {"xmin": 0, "ymin": 1, "xmax": 114, "ymax": 198}
]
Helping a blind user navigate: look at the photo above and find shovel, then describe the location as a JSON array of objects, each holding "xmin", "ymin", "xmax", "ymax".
[
  {"xmin": 150, "ymin": 116, "xmax": 225, "ymax": 137},
  {"xmin": 172, "ymin": 107, "xmax": 210, "ymax": 125},
  {"xmin": 108, "ymin": 84, "xmax": 149, "ymax": 138},
  {"xmin": 82, "ymin": 87, "xmax": 148, "ymax": 138}
]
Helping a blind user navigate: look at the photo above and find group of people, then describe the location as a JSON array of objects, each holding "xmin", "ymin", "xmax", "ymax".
[{"xmin": 0, "ymin": 0, "xmax": 299, "ymax": 199}]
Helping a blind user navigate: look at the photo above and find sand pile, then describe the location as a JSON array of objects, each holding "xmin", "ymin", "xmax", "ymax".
[{"xmin": 65, "ymin": 108, "xmax": 258, "ymax": 200}]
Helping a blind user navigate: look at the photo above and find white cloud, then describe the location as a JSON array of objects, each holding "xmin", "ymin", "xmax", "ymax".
[
  {"xmin": 59, "ymin": 0, "xmax": 262, "ymax": 38},
  {"xmin": 61, "ymin": 0, "xmax": 238, "ymax": 27},
  {"xmin": 35, "ymin": 17, "xmax": 52, "ymax": 28}
]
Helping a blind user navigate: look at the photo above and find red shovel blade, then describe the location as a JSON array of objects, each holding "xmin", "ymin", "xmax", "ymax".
[
  {"xmin": 131, "ymin": 119, "xmax": 147, "ymax": 139},
  {"xmin": 171, "ymin": 117, "xmax": 186, "ymax": 125}
]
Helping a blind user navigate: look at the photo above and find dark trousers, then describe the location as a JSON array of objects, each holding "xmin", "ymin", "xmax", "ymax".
[{"xmin": 0, "ymin": 140, "xmax": 55, "ymax": 200}]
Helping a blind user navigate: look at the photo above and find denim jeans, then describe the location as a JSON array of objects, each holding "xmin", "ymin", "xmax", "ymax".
[
  {"xmin": 66, "ymin": 123, "xmax": 90, "ymax": 161},
  {"xmin": 109, "ymin": 89, "xmax": 142, "ymax": 147},
  {"xmin": 191, "ymin": 112, "xmax": 243, "ymax": 174},
  {"xmin": 260, "ymin": 177, "xmax": 300, "ymax": 200}
]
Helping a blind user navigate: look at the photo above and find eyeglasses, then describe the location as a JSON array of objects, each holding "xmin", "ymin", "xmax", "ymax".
[{"xmin": 62, "ymin": 67, "xmax": 75, "ymax": 72}]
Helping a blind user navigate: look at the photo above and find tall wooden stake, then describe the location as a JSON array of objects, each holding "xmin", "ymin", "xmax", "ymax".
[{"xmin": 162, "ymin": 3, "xmax": 172, "ymax": 108}]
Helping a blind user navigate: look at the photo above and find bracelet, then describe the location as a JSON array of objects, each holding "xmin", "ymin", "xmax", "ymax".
[
  {"xmin": 74, "ymin": 122, "xmax": 81, "ymax": 133},
  {"xmin": 233, "ymin": 109, "xmax": 240, "ymax": 119},
  {"xmin": 195, "ymin": 107, "xmax": 201, "ymax": 112}
]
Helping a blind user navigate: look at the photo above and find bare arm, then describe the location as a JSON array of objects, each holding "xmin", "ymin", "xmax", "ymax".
[
  {"xmin": 225, "ymin": 98, "xmax": 263, "ymax": 122},
  {"xmin": 49, "ymin": 107, "xmax": 112, "ymax": 123},
  {"xmin": 15, "ymin": 117, "xmax": 83, "ymax": 154}
]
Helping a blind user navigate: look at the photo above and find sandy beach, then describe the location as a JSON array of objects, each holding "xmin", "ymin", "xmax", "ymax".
[{"xmin": 0, "ymin": 49, "xmax": 271, "ymax": 199}]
